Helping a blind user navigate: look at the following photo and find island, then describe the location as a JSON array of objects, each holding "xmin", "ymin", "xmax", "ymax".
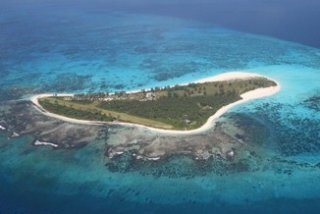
[{"xmin": 31, "ymin": 72, "xmax": 280, "ymax": 133}]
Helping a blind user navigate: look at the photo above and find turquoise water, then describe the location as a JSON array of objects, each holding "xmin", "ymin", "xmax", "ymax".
[{"xmin": 1, "ymin": 2, "xmax": 320, "ymax": 213}]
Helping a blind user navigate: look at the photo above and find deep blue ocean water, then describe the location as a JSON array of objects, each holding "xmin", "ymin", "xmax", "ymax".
[{"xmin": 1, "ymin": 0, "xmax": 320, "ymax": 213}]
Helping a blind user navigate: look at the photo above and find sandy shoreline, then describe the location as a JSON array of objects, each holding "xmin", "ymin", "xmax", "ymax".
[{"xmin": 30, "ymin": 72, "xmax": 281, "ymax": 135}]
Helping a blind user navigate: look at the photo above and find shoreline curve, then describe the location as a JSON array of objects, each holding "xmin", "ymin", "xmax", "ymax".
[{"xmin": 30, "ymin": 71, "xmax": 281, "ymax": 135}]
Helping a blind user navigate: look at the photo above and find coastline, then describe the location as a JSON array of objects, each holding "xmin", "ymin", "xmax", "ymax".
[{"xmin": 30, "ymin": 72, "xmax": 281, "ymax": 135}]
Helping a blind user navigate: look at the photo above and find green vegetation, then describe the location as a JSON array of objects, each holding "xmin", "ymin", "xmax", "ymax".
[
  {"xmin": 39, "ymin": 99, "xmax": 114, "ymax": 122},
  {"xmin": 39, "ymin": 77, "xmax": 276, "ymax": 130},
  {"xmin": 97, "ymin": 93, "xmax": 239, "ymax": 129}
]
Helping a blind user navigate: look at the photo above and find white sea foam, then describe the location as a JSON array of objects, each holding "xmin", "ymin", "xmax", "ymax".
[
  {"xmin": 34, "ymin": 140, "xmax": 59, "ymax": 148},
  {"xmin": 12, "ymin": 132, "xmax": 19, "ymax": 137}
]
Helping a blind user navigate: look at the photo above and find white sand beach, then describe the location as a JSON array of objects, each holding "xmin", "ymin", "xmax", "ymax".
[
  {"xmin": 30, "ymin": 71, "xmax": 281, "ymax": 135},
  {"xmin": 194, "ymin": 72, "xmax": 263, "ymax": 83}
]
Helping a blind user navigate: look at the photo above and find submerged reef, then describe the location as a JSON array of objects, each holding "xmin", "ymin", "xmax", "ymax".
[
  {"xmin": 251, "ymin": 99, "xmax": 320, "ymax": 156},
  {"xmin": 0, "ymin": 101, "xmax": 101, "ymax": 149},
  {"xmin": 0, "ymin": 98, "xmax": 319, "ymax": 178},
  {"xmin": 149, "ymin": 62, "xmax": 211, "ymax": 81},
  {"xmin": 0, "ymin": 100, "xmax": 283, "ymax": 177},
  {"xmin": 42, "ymin": 73, "xmax": 93, "ymax": 92},
  {"xmin": 103, "ymin": 113, "xmax": 276, "ymax": 177},
  {"xmin": 303, "ymin": 93, "xmax": 320, "ymax": 112},
  {"xmin": 1, "ymin": 100, "xmax": 251, "ymax": 157},
  {"xmin": 0, "ymin": 86, "xmax": 40, "ymax": 102}
]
